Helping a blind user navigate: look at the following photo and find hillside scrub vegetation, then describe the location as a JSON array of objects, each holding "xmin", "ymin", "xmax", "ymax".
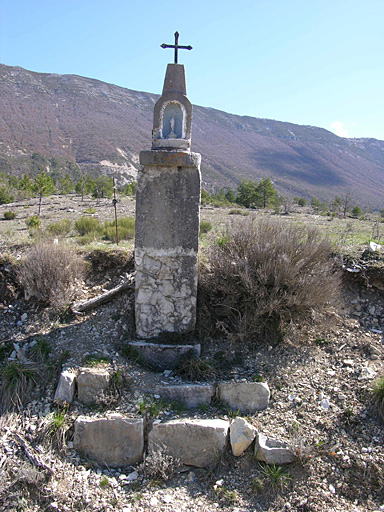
[
  {"xmin": 16, "ymin": 243, "xmax": 85, "ymax": 310},
  {"xmin": 198, "ymin": 217, "xmax": 341, "ymax": 342}
]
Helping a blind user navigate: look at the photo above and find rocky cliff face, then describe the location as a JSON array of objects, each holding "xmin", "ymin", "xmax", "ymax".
[{"xmin": 1, "ymin": 63, "xmax": 384, "ymax": 206}]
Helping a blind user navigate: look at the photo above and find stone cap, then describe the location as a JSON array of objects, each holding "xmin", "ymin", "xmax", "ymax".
[
  {"xmin": 162, "ymin": 64, "xmax": 187, "ymax": 95},
  {"xmin": 140, "ymin": 150, "xmax": 201, "ymax": 168}
]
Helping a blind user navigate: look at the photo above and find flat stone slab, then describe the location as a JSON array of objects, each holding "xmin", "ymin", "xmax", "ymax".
[
  {"xmin": 77, "ymin": 367, "xmax": 110, "ymax": 405},
  {"xmin": 74, "ymin": 414, "xmax": 144, "ymax": 466},
  {"xmin": 218, "ymin": 382, "xmax": 270, "ymax": 413},
  {"xmin": 126, "ymin": 341, "xmax": 200, "ymax": 370},
  {"xmin": 254, "ymin": 433, "xmax": 295, "ymax": 465},
  {"xmin": 54, "ymin": 370, "xmax": 76, "ymax": 404},
  {"xmin": 230, "ymin": 417, "xmax": 258, "ymax": 456},
  {"xmin": 148, "ymin": 418, "xmax": 229, "ymax": 468},
  {"xmin": 155, "ymin": 384, "xmax": 215, "ymax": 409}
]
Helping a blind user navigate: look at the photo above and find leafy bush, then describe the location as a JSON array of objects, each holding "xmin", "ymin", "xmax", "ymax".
[
  {"xmin": 104, "ymin": 216, "xmax": 135, "ymax": 242},
  {"xmin": 199, "ymin": 221, "xmax": 212, "ymax": 235},
  {"xmin": 25, "ymin": 215, "xmax": 41, "ymax": 229},
  {"xmin": 198, "ymin": 218, "xmax": 340, "ymax": 342},
  {"xmin": 17, "ymin": 243, "xmax": 85, "ymax": 309},
  {"xmin": 3, "ymin": 210, "xmax": 16, "ymax": 220},
  {"xmin": 74, "ymin": 216, "xmax": 103, "ymax": 236},
  {"xmin": 46, "ymin": 218, "xmax": 72, "ymax": 236},
  {"xmin": 229, "ymin": 209, "xmax": 249, "ymax": 216}
]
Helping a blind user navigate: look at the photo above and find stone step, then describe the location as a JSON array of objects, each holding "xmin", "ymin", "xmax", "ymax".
[{"xmin": 125, "ymin": 341, "xmax": 201, "ymax": 370}]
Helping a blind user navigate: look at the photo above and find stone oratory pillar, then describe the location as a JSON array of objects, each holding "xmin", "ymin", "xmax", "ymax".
[{"xmin": 135, "ymin": 62, "xmax": 201, "ymax": 338}]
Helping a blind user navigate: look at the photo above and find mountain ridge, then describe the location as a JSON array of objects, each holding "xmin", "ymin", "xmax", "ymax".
[{"xmin": 1, "ymin": 62, "xmax": 383, "ymax": 207}]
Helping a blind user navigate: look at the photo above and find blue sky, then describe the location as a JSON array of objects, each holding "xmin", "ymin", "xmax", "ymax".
[{"xmin": 1, "ymin": 0, "xmax": 383, "ymax": 140}]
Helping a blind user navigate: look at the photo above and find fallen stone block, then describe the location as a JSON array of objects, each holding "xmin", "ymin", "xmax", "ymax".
[
  {"xmin": 218, "ymin": 381, "xmax": 270, "ymax": 413},
  {"xmin": 254, "ymin": 433, "xmax": 295, "ymax": 464},
  {"xmin": 126, "ymin": 341, "xmax": 200, "ymax": 370},
  {"xmin": 155, "ymin": 384, "xmax": 215, "ymax": 408},
  {"xmin": 54, "ymin": 370, "xmax": 76, "ymax": 403},
  {"xmin": 74, "ymin": 414, "xmax": 144, "ymax": 466},
  {"xmin": 77, "ymin": 367, "xmax": 110, "ymax": 405},
  {"xmin": 230, "ymin": 417, "xmax": 258, "ymax": 456},
  {"xmin": 148, "ymin": 418, "xmax": 229, "ymax": 468}
]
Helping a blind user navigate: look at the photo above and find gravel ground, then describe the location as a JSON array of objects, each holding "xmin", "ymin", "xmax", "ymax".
[{"xmin": 1, "ymin": 198, "xmax": 384, "ymax": 511}]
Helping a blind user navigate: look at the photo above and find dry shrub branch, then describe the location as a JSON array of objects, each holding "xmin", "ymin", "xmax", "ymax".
[
  {"xmin": 198, "ymin": 217, "xmax": 341, "ymax": 342},
  {"xmin": 17, "ymin": 243, "xmax": 85, "ymax": 310}
]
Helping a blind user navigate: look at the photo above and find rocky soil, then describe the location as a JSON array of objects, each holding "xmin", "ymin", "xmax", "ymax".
[{"xmin": 1, "ymin": 197, "xmax": 384, "ymax": 511}]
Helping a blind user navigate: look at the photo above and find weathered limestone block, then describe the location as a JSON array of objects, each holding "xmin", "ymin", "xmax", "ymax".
[
  {"xmin": 218, "ymin": 382, "xmax": 270, "ymax": 413},
  {"xmin": 155, "ymin": 384, "xmax": 215, "ymax": 408},
  {"xmin": 148, "ymin": 419, "xmax": 229, "ymax": 468},
  {"xmin": 74, "ymin": 414, "xmax": 144, "ymax": 466},
  {"xmin": 77, "ymin": 368, "xmax": 110, "ymax": 405},
  {"xmin": 126, "ymin": 341, "xmax": 200, "ymax": 370},
  {"xmin": 254, "ymin": 433, "xmax": 295, "ymax": 465},
  {"xmin": 230, "ymin": 417, "xmax": 258, "ymax": 456},
  {"xmin": 135, "ymin": 152, "xmax": 201, "ymax": 339},
  {"xmin": 54, "ymin": 370, "xmax": 76, "ymax": 403}
]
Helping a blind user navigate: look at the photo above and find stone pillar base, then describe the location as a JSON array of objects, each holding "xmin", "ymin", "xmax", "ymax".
[{"xmin": 135, "ymin": 150, "xmax": 201, "ymax": 339}]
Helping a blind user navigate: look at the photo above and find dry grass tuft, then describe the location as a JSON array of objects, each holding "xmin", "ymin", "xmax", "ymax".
[
  {"xmin": 198, "ymin": 217, "xmax": 341, "ymax": 343},
  {"xmin": 17, "ymin": 243, "xmax": 85, "ymax": 310}
]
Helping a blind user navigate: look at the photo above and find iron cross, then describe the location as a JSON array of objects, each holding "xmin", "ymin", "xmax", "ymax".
[{"xmin": 161, "ymin": 31, "xmax": 192, "ymax": 64}]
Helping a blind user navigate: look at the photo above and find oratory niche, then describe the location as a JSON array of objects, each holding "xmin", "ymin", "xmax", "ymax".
[{"xmin": 162, "ymin": 102, "xmax": 184, "ymax": 139}]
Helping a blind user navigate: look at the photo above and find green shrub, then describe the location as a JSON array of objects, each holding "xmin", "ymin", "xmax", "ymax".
[
  {"xmin": 85, "ymin": 206, "xmax": 96, "ymax": 214},
  {"xmin": 3, "ymin": 210, "xmax": 16, "ymax": 220},
  {"xmin": 16, "ymin": 243, "xmax": 85, "ymax": 309},
  {"xmin": 104, "ymin": 217, "xmax": 135, "ymax": 242},
  {"xmin": 74, "ymin": 216, "xmax": 103, "ymax": 236},
  {"xmin": 229, "ymin": 209, "xmax": 249, "ymax": 216},
  {"xmin": 198, "ymin": 218, "xmax": 341, "ymax": 342},
  {"xmin": 199, "ymin": 221, "xmax": 212, "ymax": 235},
  {"xmin": 25, "ymin": 215, "xmax": 41, "ymax": 229},
  {"xmin": 46, "ymin": 218, "xmax": 72, "ymax": 236}
]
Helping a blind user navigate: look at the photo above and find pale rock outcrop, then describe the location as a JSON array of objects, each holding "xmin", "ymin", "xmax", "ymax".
[
  {"xmin": 155, "ymin": 384, "xmax": 215, "ymax": 408},
  {"xmin": 74, "ymin": 414, "xmax": 144, "ymax": 466},
  {"xmin": 230, "ymin": 417, "xmax": 258, "ymax": 456},
  {"xmin": 218, "ymin": 381, "xmax": 270, "ymax": 413},
  {"xmin": 148, "ymin": 418, "xmax": 229, "ymax": 468},
  {"xmin": 54, "ymin": 370, "xmax": 76, "ymax": 403},
  {"xmin": 254, "ymin": 433, "xmax": 295, "ymax": 464},
  {"xmin": 77, "ymin": 367, "xmax": 110, "ymax": 404}
]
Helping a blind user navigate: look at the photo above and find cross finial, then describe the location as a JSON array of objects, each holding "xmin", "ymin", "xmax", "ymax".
[{"xmin": 161, "ymin": 31, "xmax": 192, "ymax": 64}]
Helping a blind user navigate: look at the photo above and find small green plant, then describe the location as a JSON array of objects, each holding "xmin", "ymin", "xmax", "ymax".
[
  {"xmin": 315, "ymin": 337, "xmax": 331, "ymax": 347},
  {"xmin": 251, "ymin": 477, "xmax": 264, "ymax": 493},
  {"xmin": 74, "ymin": 216, "xmax": 103, "ymax": 236},
  {"xmin": 136, "ymin": 395, "xmax": 164, "ymax": 417},
  {"xmin": 227, "ymin": 409, "xmax": 240, "ymax": 419},
  {"xmin": 25, "ymin": 215, "xmax": 41, "ymax": 229},
  {"xmin": 46, "ymin": 218, "xmax": 72, "ymax": 236},
  {"xmin": 82, "ymin": 354, "xmax": 110, "ymax": 367},
  {"xmin": 99, "ymin": 476, "xmax": 110, "ymax": 488},
  {"xmin": 199, "ymin": 220, "xmax": 212, "ymax": 235},
  {"xmin": 104, "ymin": 216, "xmax": 135, "ymax": 242},
  {"xmin": 120, "ymin": 344, "xmax": 149, "ymax": 368},
  {"xmin": 229, "ymin": 209, "xmax": 249, "ymax": 216},
  {"xmin": 29, "ymin": 337, "xmax": 51, "ymax": 363},
  {"xmin": 174, "ymin": 355, "xmax": 215, "ymax": 381},
  {"xmin": 45, "ymin": 405, "xmax": 71, "ymax": 446},
  {"xmin": 3, "ymin": 210, "xmax": 16, "ymax": 220},
  {"xmin": 213, "ymin": 485, "xmax": 239, "ymax": 504},
  {"xmin": 258, "ymin": 463, "xmax": 291, "ymax": 491},
  {"xmin": 372, "ymin": 376, "xmax": 384, "ymax": 421},
  {"xmin": 252, "ymin": 373, "xmax": 265, "ymax": 382},
  {"xmin": 0, "ymin": 361, "xmax": 37, "ymax": 411},
  {"xmin": 85, "ymin": 206, "xmax": 96, "ymax": 214}
]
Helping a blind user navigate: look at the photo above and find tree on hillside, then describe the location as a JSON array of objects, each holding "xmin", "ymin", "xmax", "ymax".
[
  {"xmin": 340, "ymin": 191, "xmax": 353, "ymax": 218},
  {"xmin": 32, "ymin": 172, "xmax": 56, "ymax": 216},
  {"xmin": 236, "ymin": 180, "xmax": 258, "ymax": 208},
  {"xmin": 352, "ymin": 206, "xmax": 362, "ymax": 218},
  {"xmin": 58, "ymin": 174, "xmax": 75, "ymax": 195},
  {"xmin": 255, "ymin": 178, "xmax": 278, "ymax": 208},
  {"xmin": 297, "ymin": 198, "xmax": 306, "ymax": 207},
  {"xmin": 124, "ymin": 181, "xmax": 137, "ymax": 197},
  {"xmin": 225, "ymin": 188, "xmax": 236, "ymax": 203},
  {"xmin": 92, "ymin": 176, "xmax": 114, "ymax": 200}
]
